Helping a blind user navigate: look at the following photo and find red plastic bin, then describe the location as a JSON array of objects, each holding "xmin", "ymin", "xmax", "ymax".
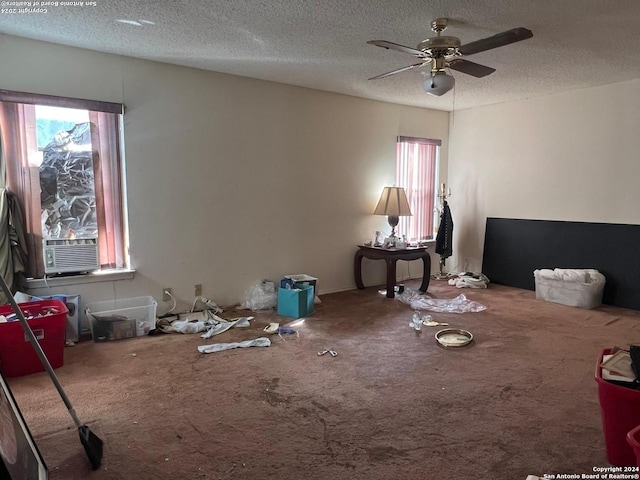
[
  {"xmin": 595, "ymin": 348, "xmax": 640, "ymax": 467},
  {"xmin": 0, "ymin": 299, "xmax": 68, "ymax": 377},
  {"xmin": 628, "ymin": 424, "xmax": 640, "ymax": 468}
]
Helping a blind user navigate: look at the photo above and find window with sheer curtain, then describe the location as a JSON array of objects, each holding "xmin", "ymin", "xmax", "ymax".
[
  {"xmin": 396, "ymin": 136, "xmax": 441, "ymax": 242},
  {"xmin": 0, "ymin": 90, "xmax": 127, "ymax": 279}
]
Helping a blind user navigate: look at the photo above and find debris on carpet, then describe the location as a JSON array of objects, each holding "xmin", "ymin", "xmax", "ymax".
[
  {"xmin": 197, "ymin": 337, "xmax": 271, "ymax": 354},
  {"xmin": 398, "ymin": 289, "xmax": 487, "ymax": 313}
]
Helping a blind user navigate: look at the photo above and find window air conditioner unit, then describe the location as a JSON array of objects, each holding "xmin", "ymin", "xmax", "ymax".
[{"xmin": 43, "ymin": 238, "xmax": 99, "ymax": 274}]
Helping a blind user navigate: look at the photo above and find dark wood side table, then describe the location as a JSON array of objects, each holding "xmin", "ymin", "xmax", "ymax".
[{"xmin": 354, "ymin": 245, "xmax": 431, "ymax": 298}]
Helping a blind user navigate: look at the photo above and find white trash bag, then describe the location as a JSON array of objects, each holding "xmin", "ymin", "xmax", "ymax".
[{"xmin": 240, "ymin": 280, "xmax": 277, "ymax": 311}]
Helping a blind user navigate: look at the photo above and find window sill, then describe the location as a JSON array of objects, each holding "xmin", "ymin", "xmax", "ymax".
[{"xmin": 26, "ymin": 269, "xmax": 135, "ymax": 289}]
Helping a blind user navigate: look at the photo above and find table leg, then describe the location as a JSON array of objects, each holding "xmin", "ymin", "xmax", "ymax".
[
  {"xmin": 386, "ymin": 258, "xmax": 397, "ymax": 298},
  {"xmin": 419, "ymin": 253, "xmax": 431, "ymax": 293},
  {"xmin": 354, "ymin": 251, "xmax": 365, "ymax": 289}
]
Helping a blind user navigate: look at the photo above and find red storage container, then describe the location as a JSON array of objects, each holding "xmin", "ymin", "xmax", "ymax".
[
  {"xmin": 628, "ymin": 424, "xmax": 640, "ymax": 468},
  {"xmin": 595, "ymin": 348, "xmax": 640, "ymax": 467},
  {"xmin": 0, "ymin": 299, "xmax": 68, "ymax": 378}
]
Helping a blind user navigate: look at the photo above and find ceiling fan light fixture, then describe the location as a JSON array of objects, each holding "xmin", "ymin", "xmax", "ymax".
[
  {"xmin": 423, "ymin": 71, "xmax": 455, "ymax": 96},
  {"xmin": 368, "ymin": 18, "xmax": 533, "ymax": 95}
]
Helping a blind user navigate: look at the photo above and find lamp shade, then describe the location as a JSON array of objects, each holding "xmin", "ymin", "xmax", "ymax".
[
  {"xmin": 423, "ymin": 71, "xmax": 455, "ymax": 96},
  {"xmin": 373, "ymin": 187, "xmax": 412, "ymax": 217}
]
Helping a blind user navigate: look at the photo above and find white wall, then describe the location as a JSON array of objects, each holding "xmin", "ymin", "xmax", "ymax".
[
  {"xmin": 0, "ymin": 34, "xmax": 449, "ymax": 312},
  {"xmin": 448, "ymin": 79, "xmax": 640, "ymax": 273}
]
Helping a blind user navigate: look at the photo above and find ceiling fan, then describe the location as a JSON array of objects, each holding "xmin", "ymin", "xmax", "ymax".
[{"xmin": 367, "ymin": 18, "xmax": 533, "ymax": 96}]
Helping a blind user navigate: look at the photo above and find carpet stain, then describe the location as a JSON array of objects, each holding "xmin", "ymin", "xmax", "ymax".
[
  {"xmin": 295, "ymin": 406, "xmax": 312, "ymax": 418},
  {"xmin": 259, "ymin": 377, "xmax": 291, "ymax": 406},
  {"xmin": 499, "ymin": 384, "xmax": 521, "ymax": 400},
  {"xmin": 335, "ymin": 461, "xmax": 357, "ymax": 470},
  {"xmin": 366, "ymin": 445, "xmax": 411, "ymax": 463},
  {"xmin": 311, "ymin": 400, "xmax": 330, "ymax": 413}
]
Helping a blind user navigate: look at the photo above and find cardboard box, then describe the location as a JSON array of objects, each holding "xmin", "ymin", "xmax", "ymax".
[
  {"xmin": 111, "ymin": 318, "xmax": 136, "ymax": 340},
  {"xmin": 0, "ymin": 299, "xmax": 68, "ymax": 377},
  {"xmin": 277, "ymin": 283, "xmax": 314, "ymax": 319}
]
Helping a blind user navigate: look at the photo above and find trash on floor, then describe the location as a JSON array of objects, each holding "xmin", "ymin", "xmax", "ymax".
[
  {"xmin": 171, "ymin": 320, "xmax": 209, "ymax": 334},
  {"xmin": 240, "ymin": 280, "xmax": 278, "ymax": 312},
  {"xmin": 277, "ymin": 327, "xmax": 299, "ymax": 342},
  {"xmin": 409, "ymin": 312, "xmax": 450, "ymax": 330},
  {"xmin": 200, "ymin": 316, "xmax": 252, "ymax": 339},
  {"xmin": 263, "ymin": 322, "xmax": 280, "ymax": 334},
  {"xmin": 263, "ymin": 322, "xmax": 300, "ymax": 341},
  {"xmin": 276, "ymin": 327, "xmax": 296, "ymax": 335},
  {"xmin": 448, "ymin": 272, "xmax": 490, "ymax": 289},
  {"xmin": 423, "ymin": 320, "xmax": 449, "ymax": 327},
  {"xmin": 317, "ymin": 349, "xmax": 337, "ymax": 357},
  {"xmin": 197, "ymin": 337, "xmax": 271, "ymax": 354},
  {"xmin": 378, "ymin": 284, "xmax": 405, "ymax": 296},
  {"xmin": 159, "ymin": 311, "xmax": 253, "ymax": 339},
  {"xmin": 409, "ymin": 311, "xmax": 424, "ymax": 331},
  {"xmin": 408, "ymin": 311, "xmax": 450, "ymax": 328},
  {"xmin": 398, "ymin": 289, "xmax": 486, "ymax": 313}
]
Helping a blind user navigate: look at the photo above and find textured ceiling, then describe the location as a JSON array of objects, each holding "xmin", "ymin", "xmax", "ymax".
[{"xmin": 2, "ymin": 0, "xmax": 640, "ymax": 111}]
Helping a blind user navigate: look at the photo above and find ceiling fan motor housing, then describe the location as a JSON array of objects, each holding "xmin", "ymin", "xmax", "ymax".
[{"xmin": 417, "ymin": 36, "xmax": 461, "ymax": 57}]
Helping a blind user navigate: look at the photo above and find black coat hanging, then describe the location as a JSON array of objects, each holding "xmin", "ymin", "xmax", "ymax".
[{"xmin": 435, "ymin": 200, "xmax": 453, "ymax": 259}]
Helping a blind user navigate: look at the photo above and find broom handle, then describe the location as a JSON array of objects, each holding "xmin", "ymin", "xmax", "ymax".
[{"xmin": 0, "ymin": 274, "xmax": 83, "ymax": 429}]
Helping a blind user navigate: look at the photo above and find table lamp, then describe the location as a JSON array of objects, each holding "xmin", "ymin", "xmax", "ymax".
[{"xmin": 373, "ymin": 187, "xmax": 412, "ymax": 240}]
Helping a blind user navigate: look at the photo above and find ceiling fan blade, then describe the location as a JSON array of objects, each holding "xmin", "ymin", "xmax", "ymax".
[
  {"xmin": 367, "ymin": 40, "xmax": 427, "ymax": 58},
  {"xmin": 448, "ymin": 59, "xmax": 496, "ymax": 78},
  {"xmin": 368, "ymin": 61, "xmax": 431, "ymax": 80},
  {"xmin": 458, "ymin": 27, "xmax": 533, "ymax": 56}
]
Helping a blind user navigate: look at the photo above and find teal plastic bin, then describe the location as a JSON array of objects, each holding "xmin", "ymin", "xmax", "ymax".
[{"xmin": 277, "ymin": 283, "xmax": 314, "ymax": 319}]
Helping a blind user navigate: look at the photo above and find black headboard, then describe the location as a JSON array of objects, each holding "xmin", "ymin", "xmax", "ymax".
[{"xmin": 482, "ymin": 217, "xmax": 640, "ymax": 310}]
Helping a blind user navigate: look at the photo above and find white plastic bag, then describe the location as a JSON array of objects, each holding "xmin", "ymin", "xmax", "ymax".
[
  {"xmin": 171, "ymin": 320, "xmax": 209, "ymax": 334},
  {"xmin": 410, "ymin": 293, "xmax": 487, "ymax": 313},
  {"xmin": 397, "ymin": 288, "xmax": 487, "ymax": 313},
  {"xmin": 240, "ymin": 280, "xmax": 277, "ymax": 311}
]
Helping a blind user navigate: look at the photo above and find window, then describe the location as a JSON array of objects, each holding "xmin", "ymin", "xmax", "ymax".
[
  {"xmin": 395, "ymin": 136, "xmax": 441, "ymax": 242},
  {"xmin": 0, "ymin": 90, "xmax": 127, "ymax": 279}
]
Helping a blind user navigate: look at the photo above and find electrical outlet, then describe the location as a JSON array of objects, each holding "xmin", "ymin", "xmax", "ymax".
[
  {"xmin": 194, "ymin": 284, "xmax": 202, "ymax": 297},
  {"xmin": 162, "ymin": 288, "xmax": 173, "ymax": 302}
]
